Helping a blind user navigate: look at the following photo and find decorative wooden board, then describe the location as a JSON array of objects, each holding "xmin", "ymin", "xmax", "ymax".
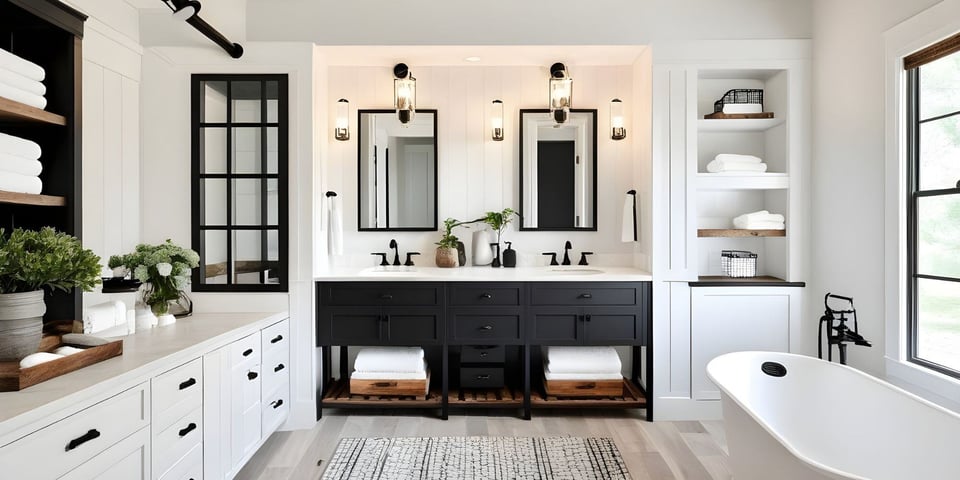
[
  {"xmin": 0, "ymin": 334, "xmax": 123, "ymax": 391},
  {"xmin": 703, "ymin": 111, "xmax": 774, "ymax": 119},
  {"xmin": 323, "ymin": 378, "xmax": 441, "ymax": 407},
  {"xmin": 0, "ymin": 95, "xmax": 67, "ymax": 125},
  {"xmin": 698, "ymin": 228, "xmax": 786, "ymax": 238},
  {"xmin": 349, "ymin": 370, "xmax": 430, "ymax": 398},
  {"xmin": 532, "ymin": 378, "xmax": 646, "ymax": 408},
  {"xmin": 543, "ymin": 376, "xmax": 624, "ymax": 397}
]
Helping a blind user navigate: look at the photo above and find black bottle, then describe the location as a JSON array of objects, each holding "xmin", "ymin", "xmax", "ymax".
[
  {"xmin": 456, "ymin": 241, "xmax": 467, "ymax": 267},
  {"xmin": 503, "ymin": 241, "xmax": 516, "ymax": 268},
  {"xmin": 490, "ymin": 243, "xmax": 501, "ymax": 268}
]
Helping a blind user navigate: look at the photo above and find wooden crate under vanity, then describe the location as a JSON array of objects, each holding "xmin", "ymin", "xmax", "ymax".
[{"xmin": 350, "ymin": 370, "xmax": 431, "ymax": 399}]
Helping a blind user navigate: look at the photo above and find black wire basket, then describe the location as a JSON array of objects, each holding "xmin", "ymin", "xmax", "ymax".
[
  {"xmin": 721, "ymin": 250, "xmax": 757, "ymax": 278},
  {"xmin": 713, "ymin": 89, "xmax": 764, "ymax": 114}
]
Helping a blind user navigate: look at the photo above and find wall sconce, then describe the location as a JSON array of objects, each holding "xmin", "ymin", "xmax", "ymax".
[
  {"xmin": 393, "ymin": 63, "xmax": 416, "ymax": 124},
  {"xmin": 335, "ymin": 98, "xmax": 350, "ymax": 141},
  {"xmin": 490, "ymin": 100, "xmax": 504, "ymax": 141},
  {"xmin": 549, "ymin": 62, "xmax": 572, "ymax": 124},
  {"xmin": 610, "ymin": 98, "xmax": 626, "ymax": 140}
]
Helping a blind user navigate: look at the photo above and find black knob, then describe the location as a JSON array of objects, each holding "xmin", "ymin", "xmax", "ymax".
[
  {"xmin": 585, "ymin": 314, "xmax": 592, "ymax": 322},
  {"xmin": 248, "ymin": 371, "xmax": 258, "ymax": 380},
  {"xmin": 274, "ymin": 363, "xmax": 285, "ymax": 372},
  {"xmin": 578, "ymin": 252, "xmax": 594, "ymax": 266},
  {"xmin": 272, "ymin": 399, "xmax": 284, "ymax": 409},
  {"xmin": 404, "ymin": 252, "xmax": 421, "ymax": 266},
  {"xmin": 480, "ymin": 293, "xmax": 492, "ymax": 299},
  {"xmin": 541, "ymin": 252, "xmax": 559, "ymax": 266},
  {"xmin": 579, "ymin": 293, "xmax": 593, "ymax": 299},
  {"xmin": 479, "ymin": 352, "xmax": 488, "ymax": 357},
  {"xmin": 479, "ymin": 325, "xmax": 493, "ymax": 331},
  {"xmin": 380, "ymin": 293, "xmax": 394, "ymax": 300}
]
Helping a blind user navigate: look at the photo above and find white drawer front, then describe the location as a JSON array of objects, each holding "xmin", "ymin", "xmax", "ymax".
[
  {"xmin": 260, "ymin": 319, "xmax": 288, "ymax": 357},
  {"xmin": 60, "ymin": 427, "xmax": 150, "ymax": 480},
  {"xmin": 262, "ymin": 388, "xmax": 289, "ymax": 436},
  {"xmin": 152, "ymin": 358, "xmax": 203, "ymax": 433},
  {"xmin": 0, "ymin": 383, "xmax": 149, "ymax": 479},
  {"xmin": 158, "ymin": 441, "xmax": 202, "ymax": 480},
  {"xmin": 152, "ymin": 407, "xmax": 202, "ymax": 479},
  {"xmin": 231, "ymin": 332, "xmax": 261, "ymax": 364},
  {"xmin": 261, "ymin": 346, "xmax": 289, "ymax": 400}
]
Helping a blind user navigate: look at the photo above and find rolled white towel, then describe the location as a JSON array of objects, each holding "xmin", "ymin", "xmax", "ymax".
[
  {"xmin": 715, "ymin": 153, "xmax": 762, "ymax": 164},
  {"xmin": 722, "ymin": 103, "xmax": 763, "ymax": 114},
  {"xmin": 0, "ymin": 68, "xmax": 44, "ymax": 96},
  {"xmin": 0, "ymin": 48, "xmax": 45, "ymax": 82},
  {"xmin": 354, "ymin": 347, "xmax": 425, "ymax": 373},
  {"xmin": 544, "ymin": 371, "xmax": 623, "ymax": 381},
  {"xmin": 53, "ymin": 346, "xmax": 85, "ymax": 356},
  {"xmin": 706, "ymin": 160, "xmax": 768, "ymax": 173},
  {"xmin": 544, "ymin": 346, "xmax": 622, "ymax": 374},
  {"xmin": 351, "ymin": 361, "xmax": 429, "ymax": 380},
  {"xmin": 733, "ymin": 218, "xmax": 785, "ymax": 230},
  {"xmin": 0, "ymin": 152, "xmax": 42, "ymax": 176},
  {"xmin": 0, "ymin": 132, "xmax": 41, "ymax": 160},
  {"xmin": 734, "ymin": 210, "xmax": 785, "ymax": 224},
  {"xmin": 19, "ymin": 352, "xmax": 64, "ymax": 368},
  {"xmin": 0, "ymin": 81, "xmax": 46, "ymax": 109},
  {"xmin": 0, "ymin": 172, "xmax": 41, "ymax": 194}
]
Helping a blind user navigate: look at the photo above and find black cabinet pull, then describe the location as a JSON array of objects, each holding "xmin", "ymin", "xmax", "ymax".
[
  {"xmin": 585, "ymin": 314, "xmax": 592, "ymax": 322},
  {"xmin": 179, "ymin": 378, "xmax": 197, "ymax": 390},
  {"xmin": 242, "ymin": 348, "xmax": 254, "ymax": 357},
  {"xmin": 380, "ymin": 293, "xmax": 393, "ymax": 300},
  {"xmin": 480, "ymin": 293, "xmax": 492, "ymax": 299},
  {"xmin": 476, "ymin": 374, "xmax": 490, "ymax": 380},
  {"xmin": 65, "ymin": 429, "xmax": 100, "ymax": 452},
  {"xmin": 373, "ymin": 381, "xmax": 396, "ymax": 387},
  {"xmin": 274, "ymin": 363, "xmax": 285, "ymax": 372},
  {"xmin": 479, "ymin": 352, "xmax": 488, "ymax": 358},
  {"xmin": 271, "ymin": 399, "xmax": 284, "ymax": 409},
  {"xmin": 270, "ymin": 334, "xmax": 283, "ymax": 344},
  {"xmin": 248, "ymin": 371, "xmax": 259, "ymax": 380},
  {"xmin": 178, "ymin": 422, "xmax": 197, "ymax": 437},
  {"xmin": 479, "ymin": 325, "xmax": 493, "ymax": 331},
  {"xmin": 579, "ymin": 293, "xmax": 593, "ymax": 299},
  {"xmin": 576, "ymin": 383, "xmax": 597, "ymax": 389}
]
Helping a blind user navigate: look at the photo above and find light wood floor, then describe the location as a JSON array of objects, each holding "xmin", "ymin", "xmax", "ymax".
[{"xmin": 236, "ymin": 409, "xmax": 731, "ymax": 480}]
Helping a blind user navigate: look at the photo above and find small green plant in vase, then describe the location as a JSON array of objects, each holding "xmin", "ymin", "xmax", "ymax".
[
  {"xmin": 482, "ymin": 208, "xmax": 517, "ymax": 267},
  {"xmin": 435, "ymin": 218, "xmax": 469, "ymax": 268},
  {"xmin": 109, "ymin": 240, "xmax": 199, "ymax": 326}
]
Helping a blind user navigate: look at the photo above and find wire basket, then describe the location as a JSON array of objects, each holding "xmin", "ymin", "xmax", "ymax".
[
  {"xmin": 713, "ymin": 89, "xmax": 764, "ymax": 113},
  {"xmin": 721, "ymin": 250, "xmax": 757, "ymax": 278}
]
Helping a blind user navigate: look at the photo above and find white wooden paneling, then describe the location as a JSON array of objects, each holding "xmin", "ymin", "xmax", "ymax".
[
  {"xmin": 82, "ymin": 61, "xmax": 105, "ymax": 260},
  {"xmin": 102, "ymin": 70, "xmax": 124, "ymax": 259},
  {"xmin": 121, "ymin": 76, "xmax": 141, "ymax": 252}
]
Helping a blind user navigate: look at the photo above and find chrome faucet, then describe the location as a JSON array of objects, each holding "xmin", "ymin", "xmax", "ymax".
[
  {"xmin": 562, "ymin": 241, "xmax": 572, "ymax": 265},
  {"xmin": 389, "ymin": 239, "xmax": 401, "ymax": 266}
]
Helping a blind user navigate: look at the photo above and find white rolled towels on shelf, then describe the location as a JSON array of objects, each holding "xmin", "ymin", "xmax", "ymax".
[
  {"xmin": 0, "ymin": 48, "xmax": 45, "ymax": 82},
  {"xmin": 0, "ymin": 132, "xmax": 42, "ymax": 160},
  {"xmin": 0, "ymin": 81, "xmax": 46, "ymax": 109},
  {"xmin": 0, "ymin": 152, "xmax": 42, "ymax": 176},
  {"xmin": 733, "ymin": 210, "xmax": 785, "ymax": 230},
  {"xmin": 544, "ymin": 346, "xmax": 622, "ymax": 374},
  {"xmin": 0, "ymin": 172, "xmax": 41, "ymax": 194},
  {"xmin": 351, "ymin": 360, "xmax": 429, "ymax": 380},
  {"xmin": 706, "ymin": 154, "xmax": 768, "ymax": 173},
  {"xmin": 82, "ymin": 301, "xmax": 127, "ymax": 334},
  {"xmin": 353, "ymin": 346, "xmax": 425, "ymax": 373},
  {"xmin": 722, "ymin": 103, "xmax": 763, "ymax": 114},
  {"xmin": 0, "ymin": 67, "xmax": 45, "ymax": 96}
]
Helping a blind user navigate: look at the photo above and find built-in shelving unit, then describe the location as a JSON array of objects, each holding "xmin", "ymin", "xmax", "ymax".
[
  {"xmin": 697, "ymin": 117, "xmax": 784, "ymax": 132},
  {"xmin": 697, "ymin": 228, "xmax": 785, "ymax": 238},
  {"xmin": 0, "ymin": 96, "xmax": 67, "ymax": 125}
]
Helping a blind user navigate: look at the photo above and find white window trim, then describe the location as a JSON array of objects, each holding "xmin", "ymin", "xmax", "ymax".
[{"xmin": 883, "ymin": 0, "xmax": 960, "ymax": 406}]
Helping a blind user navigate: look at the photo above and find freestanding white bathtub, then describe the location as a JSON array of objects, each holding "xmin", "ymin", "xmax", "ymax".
[{"xmin": 707, "ymin": 351, "xmax": 960, "ymax": 480}]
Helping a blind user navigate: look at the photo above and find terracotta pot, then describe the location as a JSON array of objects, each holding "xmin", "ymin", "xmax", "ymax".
[
  {"xmin": 0, "ymin": 290, "xmax": 45, "ymax": 361},
  {"xmin": 436, "ymin": 247, "xmax": 459, "ymax": 268}
]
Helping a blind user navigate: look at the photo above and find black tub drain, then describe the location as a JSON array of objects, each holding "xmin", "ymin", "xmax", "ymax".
[{"xmin": 761, "ymin": 361, "xmax": 787, "ymax": 377}]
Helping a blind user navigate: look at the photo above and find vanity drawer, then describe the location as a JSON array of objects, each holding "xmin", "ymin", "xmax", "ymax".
[
  {"xmin": 152, "ymin": 358, "xmax": 203, "ymax": 432},
  {"xmin": 153, "ymin": 407, "xmax": 203, "ymax": 479},
  {"xmin": 231, "ymin": 332, "xmax": 262, "ymax": 364},
  {"xmin": 323, "ymin": 284, "xmax": 441, "ymax": 306},
  {"xmin": 448, "ymin": 285, "xmax": 521, "ymax": 306},
  {"xmin": 262, "ymin": 346, "xmax": 289, "ymax": 398},
  {"xmin": 0, "ymin": 383, "xmax": 149, "ymax": 479},
  {"xmin": 460, "ymin": 345, "xmax": 505, "ymax": 364},
  {"xmin": 451, "ymin": 314, "xmax": 521, "ymax": 343},
  {"xmin": 262, "ymin": 389, "xmax": 289, "ymax": 435},
  {"xmin": 158, "ymin": 442, "xmax": 202, "ymax": 480},
  {"xmin": 261, "ymin": 319, "xmax": 289, "ymax": 357},
  {"xmin": 460, "ymin": 367, "xmax": 504, "ymax": 388},
  {"xmin": 530, "ymin": 285, "xmax": 637, "ymax": 306}
]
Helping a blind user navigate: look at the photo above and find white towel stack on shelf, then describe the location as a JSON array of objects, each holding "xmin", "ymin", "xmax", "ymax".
[
  {"xmin": 351, "ymin": 346, "xmax": 428, "ymax": 380},
  {"xmin": 0, "ymin": 47, "xmax": 47, "ymax": 109},
  {"xmin": 543, "ymin": 346, "xmax": 623, "ymax": 380},
  {"xmin": 0, "ymin": 132, "xmax": 42, "ymax": 194},
  {"xmin": 706, "ymin": 153, "xmax": 768, "ymax": 173},
  {"xmin": 733, "ymin": 210, "xmax": 785, "ymax": 230}
]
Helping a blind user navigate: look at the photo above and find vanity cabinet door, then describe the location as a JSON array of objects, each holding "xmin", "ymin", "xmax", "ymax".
[
  {"xmin": 382, "ymin": 306, "xmax": 443, "ymax": 345},
  {"xmin": 321, "ymin": 307, "xmax": 383, "ymax": 344},
  {"xmin": 582, "ymin": 307, "xmax": 643, "ymax": 345},
  {"xmin": 529, "ymin": 307, "xmax": 581, "ymax": 344}
]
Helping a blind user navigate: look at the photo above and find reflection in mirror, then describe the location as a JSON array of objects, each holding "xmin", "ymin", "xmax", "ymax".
[
  {"xmin": 358, "ymin": 109, "xmax": 438, "ymax": 231},
  {"xmin": 519, "ymin": 109, "xmax": 597, "ymax": 231}
]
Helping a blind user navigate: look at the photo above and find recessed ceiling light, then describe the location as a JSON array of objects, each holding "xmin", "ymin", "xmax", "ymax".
[{"xmin": 465, "ymin": 56, "xmax": 481, "ymax": 63}]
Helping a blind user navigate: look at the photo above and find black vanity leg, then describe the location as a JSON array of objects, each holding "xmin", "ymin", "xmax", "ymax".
[
  {"xmin": 632, "ymin": 345, "xmax": 641, "ymax": 386},
  {"xmin": 441, "ymin": 344, "xmax": 449, "ymax": 420},
  {"xmin": 339, "ymin": 345, "xmax": 349, "ymax": 382},
  {"xmin": 523, "ymin": 345, "xmax": 531, "ymax": 420}
]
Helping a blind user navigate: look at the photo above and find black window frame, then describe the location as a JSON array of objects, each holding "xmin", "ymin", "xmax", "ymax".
[{"xmin": 190, "ymin": 74, "xmax": 289, "ymax": 293}]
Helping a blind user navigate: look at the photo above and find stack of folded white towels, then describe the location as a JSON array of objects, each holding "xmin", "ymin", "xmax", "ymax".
[
  {"xmin": 543, "ymin": 346, "xmax": 622, "ymax": 381},
  {"xmin": 0, "ymin": 47, "xmax": 47, "ymax": 110},
  {"xmin": 733, "ymin": 210, "xmax": 785, "ymax": 230},
  {"xmin": 352, "ymin": 346, "xmax": 428, "ymax": 380},
  {"xmin": 706, "ymin": 153, "xmax": 768, "ymax": 173}
]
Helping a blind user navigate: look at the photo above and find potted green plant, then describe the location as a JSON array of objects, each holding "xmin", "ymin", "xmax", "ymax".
[
  {"xmin": 482, "ymin": 208, "xmax": 517, "ymax": 267},
  {"xmin": 109, "ymin": 240, "xmax": 199, "ymax": 326},
  {"xmin": 0, "ymin": 227, "xmax": 101, "ymax": 360},
  {"xmin": 435, "ymin": 218, "xmax": 467, "ymax": 268}
]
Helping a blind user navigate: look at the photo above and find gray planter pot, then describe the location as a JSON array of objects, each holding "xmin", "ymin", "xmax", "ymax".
[{"xmin": 0, "ymin": 290, "xmax": 45, "ymax": 361}]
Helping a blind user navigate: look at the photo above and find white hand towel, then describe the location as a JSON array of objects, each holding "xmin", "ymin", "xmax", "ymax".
[
  {"xmin": 351, "ymin": 361, "xmax": 429, "ymax": 380},
  {"xmin": 327, "ymin": 194, "xmax": 343, "ymax": 256},
  {"xmin": 621, "ymin": 193, "xmax": 636, "ymax": 242},
  {"xmin": 0, "ymin": 48, "xmax": 45, "ymax": 82},
  {"xmin": 734, "ymin": 210, "xmax": 785, "ymax": 224},
  {"xmin": 544, "ymin": 371, "xmax": 623, "ymax": 381},
  {"xmin": 354, "ymin": 347, "xmax": 425, "ymax": 373},
  {"xmin": 0, "ymin": 132, "xmax": 42, "ymax": 160},
  {"xmin": 0, "ymin": 81, "xmax": 47, "ymax": 109},
  {"xmin": 715, "ymin": 154, "xmax": 762, "ymax": 164},
  {"xmin": 0, "ymin": 172, "xmax": 41, "ymax": 194},
  {"xmin": 0, "ymin": 68, "xmax": 45, "ymax": 96},
  {"xmin": 722, "ymin": 103, "xmax": 763, "ymax": 114},
  {"xmin": 0, "ymin": 152, "xmax": 42, "ymax": 176},
  {"xmin": 706, "ymin": 160, "xmax": 768, "ymax": 173},
  {"xmin": 19, "ymin": 352, "xmax": 63, "ymax": 368},
  {"xmin": 545, "ymin": 346, "xmax": 622, "ymax": 374},
  {"xmin": 83, "ymin": 301, "xmax": 125, "ymax": 333}
]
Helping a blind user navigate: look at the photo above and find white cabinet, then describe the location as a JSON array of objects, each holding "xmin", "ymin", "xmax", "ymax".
[
  {"xmin": 690, "ymin": 286, "xmax": 800, "ymax": 400},
  {"xmin": 152, "ymin": 358, "xmax": 203, "ymax": 480},
  {"xmin": 59, "ymin": 428, "xmax": 151, "ymax": 480}
]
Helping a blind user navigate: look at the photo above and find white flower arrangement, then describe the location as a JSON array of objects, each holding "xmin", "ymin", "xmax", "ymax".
[{"xmin": 108, "ymin": 240, "xmax": 199, "ymax": 315}]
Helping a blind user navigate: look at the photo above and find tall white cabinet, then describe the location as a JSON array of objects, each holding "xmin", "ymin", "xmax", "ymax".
[{"xmin": 652, "ymin": 40, "xmax": 811, "ymax": 420}]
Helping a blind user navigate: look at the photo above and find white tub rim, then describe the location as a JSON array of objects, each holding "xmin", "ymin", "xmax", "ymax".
[{"xmin": 706, "ymin": 351, "xmax": 960, "ymax": 480}]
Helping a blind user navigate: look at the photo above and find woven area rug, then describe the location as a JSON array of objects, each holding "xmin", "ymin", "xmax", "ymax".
[{"xmin": 321, "ymin": 436, "xmax": 631, "ymax": 480}]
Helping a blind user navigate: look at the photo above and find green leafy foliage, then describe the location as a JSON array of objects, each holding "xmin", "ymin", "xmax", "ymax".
[
  {"xmin": 436, "ymin": 218, "xmax": 473, "ymax": 249},
  {"xmin": 0, "ymin": 227, "xmax": 102, "ymax": 294},
  {"xmin": 483, "ymin": 208, "xmax": 517, "ymax": 243},
  {"xmin": 110, "ymin": 240, "xmax": 199, "ymax": 315}
]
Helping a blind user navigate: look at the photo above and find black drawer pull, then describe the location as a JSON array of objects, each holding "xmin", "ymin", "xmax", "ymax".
[
  {"xmin": 248, "ymin": 371, "xmax": 259, "ymax": 380},
  {"xmin": 242, "ymin": 348, "xmax": 254, "ymax": 357},
  {"xmin": 479, "ymin": 352, "xmax": 488, "ymax": 358},
  {"xmin": 576, "ymin": 383, "xmax": 597, "ymax": 389},
  {"xmin": 274, "ymin": 363, "xmax": 285, "ymax": 372},
  {"xmin": 178, "ymin": 422, "xmax": 197, "ymax": 437},
  {"xmin": 475, "ymin": 374, "xmax": 491, "ymax": 380},
  {"xmin": 373, "ymin": 381, "xmax": 396, "ymax": 387},
  {"xmin": 479, "ymin": 325, "xmax": 493, "ymax": 331},
  {"xmin": 271, "ymin": 399, "xmax": 284, "ymax": 409},
  {"xmin": 579, "ymin": 293, "xmax": 593, "ymax": 299},
  {"xmin": 179, "ymin": 377, "xmax": 197, "ymax": 390},
  {"xmin": 65, "ymin": 429, "xmax": 100, "ymax": 452},
  {"xmin": 380, "ymin": 293, "xmax": 394, "ymax": 300},
  {"xmin": 585, "ymin": 314, "xmax": 592, "ymax": 322},
  {"xmin": 270, "ymin": 334, "xmax": 283, "ymax": 344},
  {"xmin": 480, "ymin": 293, "xmax": 492, "ymax": 299}
]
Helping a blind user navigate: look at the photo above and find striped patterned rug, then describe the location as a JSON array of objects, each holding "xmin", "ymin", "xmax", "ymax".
[{"xmin": 321, "ymin": 436, "xmax": 631, "ymax": 479}]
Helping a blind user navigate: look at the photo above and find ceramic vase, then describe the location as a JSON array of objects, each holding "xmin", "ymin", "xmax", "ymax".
[
  {"xmin": 135, "ymin": 305, "xmax": 157, "ymax": 331},
  {"xmin": 0, "ymin": 290, "xmax": 44, "ymax": 360},
  {"xmin": 472, "ymin": 230, "xmax": 494, "ymax": 266},
  {"xmin": 157, "ymin": 313, "xmax": 177, "ymax": 327},
  {"xmin": 436, "ymin": 247, "xmax": 458, "ymax": 268}
]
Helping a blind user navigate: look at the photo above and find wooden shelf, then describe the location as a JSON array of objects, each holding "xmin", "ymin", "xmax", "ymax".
[
  {"xmin": 697, "ymin": 173, "xmax": 789, "ymax": 190},
  {"xmin": 321, "ymin": 378, "xmax": 442, "ymax": 408},
  {"xmin": 448, "ymin": 387, "xmax": 523, "ymax": 407},
  {"xmin": 0, "ymin": 190, "xmax": 66, "ymax": 207},
  {"xmin": 698, "ymin": 228, "xmax": 785, "ymax": 238},
  {"xmin": 0, "ymin": 96, "xmax": 66, "ymax": 126},
  {"xmin": 698, "ymin": 117, "xmax": 784, "ymax": 132},
  {"xmin": 531, "ymin": 378, "xmax": 646, "ymax": 409},
  {"xmin": 691, "ymin": 276, "xmax": 806, "ymax": 287}
]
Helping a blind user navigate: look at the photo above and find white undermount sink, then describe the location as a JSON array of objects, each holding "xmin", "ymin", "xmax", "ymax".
[
  {"xmin": 543, "ymin": 267, "xmax": 605, "ymax": 275},
  {"xmin": 360, "ymin": 267, "xmax": 419, "ymax": 275}
]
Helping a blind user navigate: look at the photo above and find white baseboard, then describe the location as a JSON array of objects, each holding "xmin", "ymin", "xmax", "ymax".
[{"xmin": 652, "ymin": 397, "xmax": 723, "ymax": 421}]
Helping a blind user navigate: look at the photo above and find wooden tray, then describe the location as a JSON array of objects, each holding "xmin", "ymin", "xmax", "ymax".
[
  {"xmin": 0, "ymin": 333, "xmax": 123, "ymax": 391},
  {"xmin": 350, "ymin": 369, "xmax": 430, "ymax": 399},
  {"xmin": 543, "ymin": 375, "xmax": 624, "ymax": 397},
  {"xmin": 704, "ymin": 111, "xmax": 774, "ymax": 119}
]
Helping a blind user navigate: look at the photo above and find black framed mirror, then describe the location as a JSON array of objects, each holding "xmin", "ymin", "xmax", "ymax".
[
  {"xmin": 357, "ymin": 109, "xmax": 438, "ymax": 231},
  {"xmin": 519, "ymin": 109, "xmax": 597, "ymax": 231}
]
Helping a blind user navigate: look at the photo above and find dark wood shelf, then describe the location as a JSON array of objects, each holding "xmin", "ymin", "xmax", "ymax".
[
  {"xmin": 0, "ymin": 96, "xmax": 66, "ymax": 126},
  {"xmin": 448, "ymin": 386, "xmax": 523, "ymax": 407},
  {"xmin": 691, "ymin": 276, "xmax": 806, "ymax": 287},
  {"xmin": 322, "ymin": 378, "xmax": 442, "ymax": 408},
  {"xmin": 698, "ymin": 228, "xmax": 785, "ymax": 238},
  {"xmin": 0, "ymin": 190, "xmax": 66, "ymax": 206},
  {"xmin": 531, "ymin": 378, "xmax": 646, "ymax": 409}
]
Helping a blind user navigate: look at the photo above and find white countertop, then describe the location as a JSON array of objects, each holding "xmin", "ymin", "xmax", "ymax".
[
  {"xmin": 0, "ymin": 311, "xmax": 288, "ymax": 443},
  {"xmin": 314, "ymin": 265, "xmax": 652, "ymax": 282}
]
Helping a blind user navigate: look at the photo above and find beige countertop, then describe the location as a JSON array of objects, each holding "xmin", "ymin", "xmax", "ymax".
[
  {"xmin": 0, "ymin": 311, "xmax": 288, "ymax": 444},
  {"xmin": 314, "ymin": 265, "xmax": 653, "ymax": 282}
]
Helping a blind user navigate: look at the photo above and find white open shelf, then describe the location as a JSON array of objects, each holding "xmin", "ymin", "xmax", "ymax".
[
  {"xmin": 696, "ymin": 173, "xmax": 789, "ymax": 190},
  {"xmin": 698, "ymin": 117, "xmax": 785, "ymax": 132}
]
